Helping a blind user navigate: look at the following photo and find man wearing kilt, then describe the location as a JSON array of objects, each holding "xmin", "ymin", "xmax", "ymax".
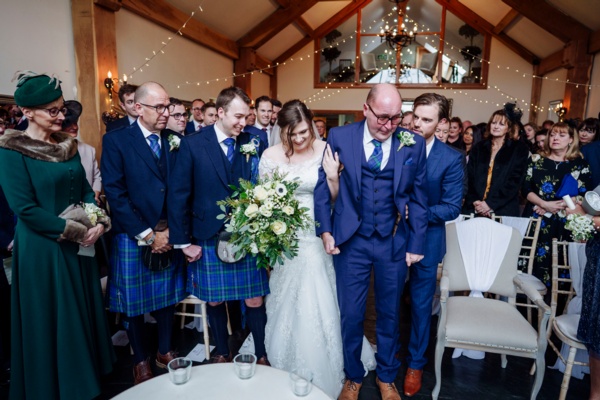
[
  {"xmin": 101, "ymin": 82, "xmax": 186, "ymax": 384},
  {"xmin": 169, "ymin": 87, "xmax": 270, "ymax": 364}
]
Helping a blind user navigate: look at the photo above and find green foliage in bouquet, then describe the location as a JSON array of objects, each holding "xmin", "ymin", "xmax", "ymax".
[{"xmin": 217, "ymin": 170, "xmax": 315, "ymax": 269}]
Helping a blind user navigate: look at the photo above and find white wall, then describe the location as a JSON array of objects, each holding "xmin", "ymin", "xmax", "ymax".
[
  {"xmin": 278, "ymin": 38, "xmax": 535, "ymax": 125},
  {"xmin": 115, "ymin": 10, "xmax": 233, "ymax": 102},
  {"xmin": 0, "ymin": 0, "xmax": 77, "ymax": 100},
  {"xmin": 538, "ymin": 68, "xmax": 567, "ymax": 124}
]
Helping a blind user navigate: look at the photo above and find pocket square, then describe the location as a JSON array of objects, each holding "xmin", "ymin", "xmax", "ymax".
[{"xmin": 404, "ymin": 158, "xmax": 413, "ymax": 165}]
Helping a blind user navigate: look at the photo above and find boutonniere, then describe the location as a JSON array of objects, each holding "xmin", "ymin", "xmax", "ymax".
[
  {"xmin": 396, "ymin": 130, "xmax": 416, "ymax": 151},
  {"xmin": 167, "ymin": 134, "xmax": 181, "ymax": 152},
  {"xmin": 240, "ymin": 138, "xmax": 260, "ymax": 162}
]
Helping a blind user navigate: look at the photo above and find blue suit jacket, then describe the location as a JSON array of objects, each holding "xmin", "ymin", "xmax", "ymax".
[
  {"xmin": 168, "ymin": 126, "xmax": 263, "ymax": 243},
  {"xmin": 101, "ymin": 123, "xmax": 179, "ymax": 237},
  {"xmin": 421, "ymin": 138, "xmax": 464, "ymax": 266},
  {"xmin": 244, "ymin": 125, "xmax": 269, "ymax": 149},
  {"xmin": 105, "ymin": 116, "xmax": 132, "ymax": 132},
  {"xmin": 582, "ymin": 142, "xmax": 600, "ymax": 188},
  {"xmin": 314, "ymin": 121, "xmax": 429, "ymax": 259}
]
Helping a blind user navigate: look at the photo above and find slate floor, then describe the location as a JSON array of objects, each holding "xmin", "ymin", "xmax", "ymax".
[{"xmin": 0, "ymin": 277, "xmax": 591, "ymax": 400}]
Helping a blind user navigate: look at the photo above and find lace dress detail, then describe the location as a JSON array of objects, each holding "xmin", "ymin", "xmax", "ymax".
[{"xmin": 260, "ymin": 153, "xmax": 375, "ymax": 399}]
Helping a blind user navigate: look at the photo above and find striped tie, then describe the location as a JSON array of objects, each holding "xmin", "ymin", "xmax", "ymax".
[
  {"xmin": 148, "ymin": 134, "xmax": 161, "ymax": 160},
  {"xmin": 223, "ymin": 137, "xmax": 235, "ymax": 164},
  {"xmin": 367, "ymin": 139, "xmax": 383, "ymax": 172}
]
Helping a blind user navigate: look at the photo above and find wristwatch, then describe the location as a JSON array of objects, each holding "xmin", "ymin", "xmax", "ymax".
[{"xmin": 145, "ymin": 232, "xmax": 156, "ymax": 246}]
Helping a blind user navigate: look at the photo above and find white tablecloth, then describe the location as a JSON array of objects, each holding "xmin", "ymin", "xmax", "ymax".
[{"xmin": 113, "ymin": 364, "xmax": 333, "ymax": 399}]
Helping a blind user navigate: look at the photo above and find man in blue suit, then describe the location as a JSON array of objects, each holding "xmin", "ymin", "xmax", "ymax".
[
  {"xmin": 314, "ymin": 84, "xmax": 428, "ymax": 400},
  {"xmin": 101, "ymin": 82, "xmax": 185, "ymax": 385},
  {"xmin": 105, "ymin": 84, "xmax": 139, "ymax": 132},
  {"xmin": 168, "ymin": 87, "xmax": 270, "ymax": 364},
  {"xmin": 403, "ymin": 93, "xmax": 464, "ymax": 397}
]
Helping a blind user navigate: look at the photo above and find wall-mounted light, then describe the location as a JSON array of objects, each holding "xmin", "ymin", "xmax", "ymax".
[
  {"xmin": 104, "ymin": 70, "xmax": 117, "ymax": 100},
  {"xmin": 555, "ymin": 101, "xmax": 567, "ymax": 122}
]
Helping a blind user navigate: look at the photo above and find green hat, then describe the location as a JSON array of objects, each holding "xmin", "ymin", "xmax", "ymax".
[{"xmin": 13, "ymin": 71, "xmax": 63, "ymax": 107}]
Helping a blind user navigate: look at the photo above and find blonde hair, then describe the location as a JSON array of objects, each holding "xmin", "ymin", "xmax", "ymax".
[{"xmin": 541, "ymin": 122, "xmax": 582, "ymax": 161}]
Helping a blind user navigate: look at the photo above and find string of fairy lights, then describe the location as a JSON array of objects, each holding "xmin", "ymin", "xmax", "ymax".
[{"xmin": 120, "ymin": 2, "xmax": 594, "ymax": 113}]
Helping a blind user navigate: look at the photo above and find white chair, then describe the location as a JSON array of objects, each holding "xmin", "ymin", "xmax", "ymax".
[
  {"xmin": 433, "ymin": 219, "xmax": 550, "ymax": 400},
  {"xmin": 174, "ymin": 295, "xmax": 211, "ymax": 360},
  {"xmin": 547, "ymin": 239, "xmax": 589, "ymax": 400}
]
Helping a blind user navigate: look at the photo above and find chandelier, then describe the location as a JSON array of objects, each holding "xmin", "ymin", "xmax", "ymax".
[{"xmin": 379, "ymin": 0, "xmax": 417, "ymax": 51}]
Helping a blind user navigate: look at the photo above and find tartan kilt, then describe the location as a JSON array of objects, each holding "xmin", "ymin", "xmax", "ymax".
[
  {"xmin": 188, "ymin": 237, "xmax": 269, "ymax": 302},
  {"xmin": 107, "ymin": 233, "xmax": 186, "ymax": 316}
]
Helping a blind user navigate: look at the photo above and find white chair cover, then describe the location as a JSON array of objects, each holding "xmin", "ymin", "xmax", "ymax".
[
  {"xmin": 550, "ymin": 242, "xmax": 590, "ymax": 378},
  {"xmin": 452, "ymin": 218, "xmax": 514, "ymax": 359},
  {"xmin": 501, "ymin": 216, "xmax": 530, "ymax": 238}
]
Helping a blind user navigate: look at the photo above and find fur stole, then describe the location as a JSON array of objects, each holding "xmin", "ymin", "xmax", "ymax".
[{"xmin": 0, "ymin": 129, "xmax": 78, "ymax": 162}]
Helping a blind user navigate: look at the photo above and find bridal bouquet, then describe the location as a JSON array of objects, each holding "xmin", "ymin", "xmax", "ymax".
[
  {"xmin": 565, "ymin": 214, "xmax": 595, "ymax": 242},
  {"xmin": 217, "ymin": 170, "xmax": 314, "ymax": 269}
]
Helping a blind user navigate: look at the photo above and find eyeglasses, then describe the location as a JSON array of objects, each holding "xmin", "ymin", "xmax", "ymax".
[
  {"xmin": 366, "ymin": 104, "xmax": 402, "ymax": 126},
  {"xmin": 171, "ymin": 113, "xmax": 188, "ymax": 120},
  {"xmin": 35, "ymin": 106, "xmax": 68, "ymax": 118},
  {"xmin": 140, "ymin": 103, "xmax": 175, "ymax": 114},
  {"xmin": 192, "ymin": 107, "xmax": 202, "ymax": 112}
]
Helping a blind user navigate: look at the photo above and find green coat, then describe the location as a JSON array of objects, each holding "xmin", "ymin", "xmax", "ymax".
[{"xmin": 0, "ymin": 130, "xmax": 115, "ymax": 400}]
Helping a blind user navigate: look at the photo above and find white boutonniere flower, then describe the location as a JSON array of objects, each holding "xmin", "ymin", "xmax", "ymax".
[
  {"xmin": 240, "ymin": 138, "xmax": 260, "ymax": 161},
  {"xmin": 397, "ymin": 130, "xmax": 416, "ymax": 151},
  {"xmin": 168, "ymin": 134, "xmax": 181, "ymax": 152}
]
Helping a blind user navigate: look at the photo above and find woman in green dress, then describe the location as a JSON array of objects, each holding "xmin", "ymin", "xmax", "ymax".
[{"xmin": 0, "ymin": 72, "xmax": 115, "ymax": 400}]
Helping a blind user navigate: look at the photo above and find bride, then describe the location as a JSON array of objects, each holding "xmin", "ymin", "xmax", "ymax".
[{"xmin": 260, "ymin": 100, "xmax": 375, "ymax": 399}]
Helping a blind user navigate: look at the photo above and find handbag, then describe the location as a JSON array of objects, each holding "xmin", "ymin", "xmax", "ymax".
[
  {"xmin": 141, "ymin": 246, "xmax": 173, "ymax": 272},
  {"xmin": 216, "ymin": 230, "xmax": 245, "ymax": 263}
]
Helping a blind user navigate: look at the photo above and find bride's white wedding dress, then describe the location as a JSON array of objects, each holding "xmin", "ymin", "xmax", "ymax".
[{"xmin": 261, "ymin": 152, "xmax": 376, "ymax": 399}]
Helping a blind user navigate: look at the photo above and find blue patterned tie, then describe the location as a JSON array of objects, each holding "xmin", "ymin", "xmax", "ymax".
[
  {"xmin": 368, "ymin": 139, "xmax": 383, "ymax": 172},
  {"xmin": 148, "ymin": 134, "xmax": 161, "ymax": 160},
  {"xmin": 223, "ymin": 137, "xmax": 235, "ymax": 164}
]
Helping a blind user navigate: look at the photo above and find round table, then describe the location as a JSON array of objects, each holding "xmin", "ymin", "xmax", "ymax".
[{"xmin": 113, "ymin": 364, "xmax": 333, "ymax": 399}]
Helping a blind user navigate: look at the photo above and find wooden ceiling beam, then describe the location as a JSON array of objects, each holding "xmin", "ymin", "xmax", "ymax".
[
  {"xmin": 237, "ymin": 0, "xmax": 319, "ymax": 49},
  {"xmin": 537, "ymin": 48, "xmax": 569, "ymax": 76},
  {"xmin": 255, "ymin": 53, "xmax": 275, "ymax": 76},
  {"xmin": 274, "ymin": 0, "xmax": 373, "ymax": 66},
  {"xmin": 120, "ymin": 0, "xmax": 239, "ymax": 59},
  {"xmin": 492, "ymin": 9, "xmax": 519, "ymax": 35},
  {"xmin": 589, "ymin": 28, "xmax": 600, "ymax": 54},
  {"xmin": 436, "ymin": 0, "xmax": 538, "ymax": 64},
  {"xmin": 295, "ymin": 17, "xmax": 315, "ymax": 38},
  {"xmin": 501, "ymin": 0, "xmax": 590, "ymax": 42}
]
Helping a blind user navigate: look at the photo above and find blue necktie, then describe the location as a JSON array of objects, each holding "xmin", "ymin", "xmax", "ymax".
[
  {"xmin": 223, "ymin": 138, "xmax": 235, "ymax": 164},
  {"xmin": 148, "ymin": 134, "xmax": 161, "ymax": 160},
  {"xmin": 368, "ymin": 139, "xmax": 383, "ymax": 172}
]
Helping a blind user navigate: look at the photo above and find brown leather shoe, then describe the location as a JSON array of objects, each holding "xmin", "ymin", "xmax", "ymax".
[
  {"xmin": 256, "ymin": 356, "xmax": 270, "ymax": 366},
  {"xmin": 133, "ymin": 358, "xmax": 153, "ymax": 385},
  {"xmin": 403, "ymin": 368, "xmax": 423, "ymax": 397},
  {"xmin": 376, "ymin": 377, "xmax": 401, "ymax": 400},
  {"xmin": 338, "ymin": 379, "xmax": 362, "ymax": 400},
  {"xmin": 155, "ymin": 350, "xmax": 178, "ymax": 370},
  {"xmin": 210, "ymin": 354, "xmax": 232, "ymax": 364}
]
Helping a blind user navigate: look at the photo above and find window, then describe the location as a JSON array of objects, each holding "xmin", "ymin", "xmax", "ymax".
[{"xmin": 315, "ymin": 0, "xmax": 489, "ymax": 88}]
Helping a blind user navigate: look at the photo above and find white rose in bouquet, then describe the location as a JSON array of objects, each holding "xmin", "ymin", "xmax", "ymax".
[
  {"xmin": 254, "ymin": 185, "xmax": 269, "ymax": 202},
  {"xmin": 245, "ymin": 203, "xmax": 259, "ymax": 218},
  {"xmin": 259, "ymin": 205, "xmax": 272, "ymax": 217},
  {"xmin": 271, "ymin": 220, "xmax": 287, "ymax": 235},
  {"xmin": 282, "ymin": 205, "xmax": 294, "ymax": 215}
]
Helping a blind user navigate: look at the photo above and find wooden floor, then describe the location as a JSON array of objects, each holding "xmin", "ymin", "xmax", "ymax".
[{"xmin": 0, "ymin": 273, "xmax": 591, "ymax": 399}]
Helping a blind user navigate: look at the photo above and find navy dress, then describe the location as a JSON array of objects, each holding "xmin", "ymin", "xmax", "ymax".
[{"xmin": 578, "ymin": 235, "xmax": 600, "ymax": 357}]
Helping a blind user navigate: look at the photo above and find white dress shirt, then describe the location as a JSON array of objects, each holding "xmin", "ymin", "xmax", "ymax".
[
  {"xmin": 363, "ymin": 123, "xmax": 392, "ymax": 169},
  {"xmin": 426, "ymin": 137, "xmax": 435, "ymax": 158}
]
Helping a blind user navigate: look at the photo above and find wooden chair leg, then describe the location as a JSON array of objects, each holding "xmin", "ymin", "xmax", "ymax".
[
  {"xmin": 179, "ymin": 302, "xmax": 186, "ymax": 329},
  {"xmin": 225, "ymin": 302, "xmax": 233, "ymax": 335},
  {"xmin": 201, "ymin": 302, "xmax": 211, "ymax": 360},
  {"xmin": 559, "ymin": 346, "xmax": 577, "ymax": 400}
]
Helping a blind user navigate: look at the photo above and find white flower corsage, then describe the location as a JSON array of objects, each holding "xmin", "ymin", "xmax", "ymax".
[
  {"xmin": 565, "ymin": 214, "xmax": 595, "ymax": 242},
  {"xmin": 397, "ymin": 130, "xmax": 416, "ymax": 151},
  {"xmin": 240, "ymin": 138, "xmax": 260, "ymax": 161},
  {"xmin": 168, "ymin": 134, "xmax": 181, "ymax": 152}
]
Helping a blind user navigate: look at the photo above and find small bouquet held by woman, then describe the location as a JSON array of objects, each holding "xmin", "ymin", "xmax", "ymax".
[{"xmin": 217, "ymin": 169, "xmax": 315, "ymax": 269}]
